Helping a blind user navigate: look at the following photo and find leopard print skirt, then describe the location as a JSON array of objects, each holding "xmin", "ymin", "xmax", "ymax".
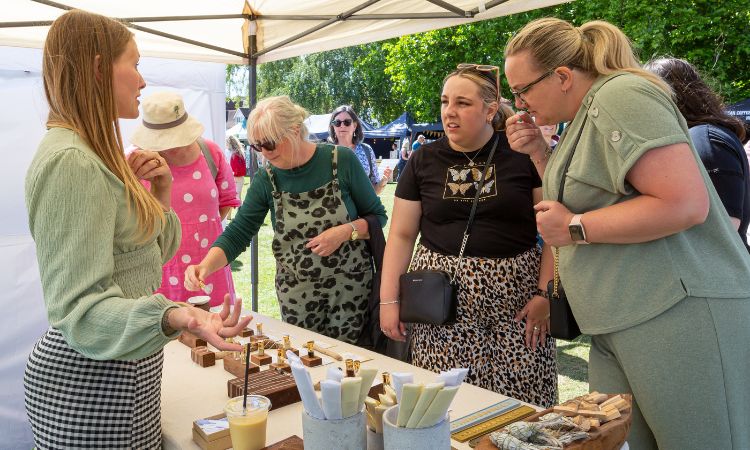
[{"xmin": 410, "ymin": 245, "xmax": 557, "ymax": 407}]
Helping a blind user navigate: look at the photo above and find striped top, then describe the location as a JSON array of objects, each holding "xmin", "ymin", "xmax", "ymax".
[{"xmin": 25, "ymin": 127, "xmax": 182, "ymax": 361}]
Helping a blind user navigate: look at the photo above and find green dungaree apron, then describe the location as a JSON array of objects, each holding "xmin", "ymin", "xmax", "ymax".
[{"xmin": 267, "ymin": 146, "xmax": 372, "ymax": 343}]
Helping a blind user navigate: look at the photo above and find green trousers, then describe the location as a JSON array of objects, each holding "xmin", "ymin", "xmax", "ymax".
[{"xmin": 589, "ymin": 296, "xmax": 750, "ymax": 450}]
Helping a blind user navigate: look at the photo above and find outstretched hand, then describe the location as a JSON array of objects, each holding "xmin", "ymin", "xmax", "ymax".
[{"xmin": 171, "ymin": 294, "xmax": 252, "ymax": 352}]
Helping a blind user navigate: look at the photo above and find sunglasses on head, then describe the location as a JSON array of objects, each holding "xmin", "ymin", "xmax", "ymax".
[
  {"xmin": 249, "ymin": 140, "xmax": 276, "ymax": 152},
  {"xmin": 457, "ymin": 63, "xmax": 500, "ymax": 103},
  {"xmin": 331, "ymin": 119, "xmax": 353, "ymax": 127}
]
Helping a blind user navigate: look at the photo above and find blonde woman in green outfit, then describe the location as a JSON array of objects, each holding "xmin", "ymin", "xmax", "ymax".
[{"xmin": 504, "ymin": 17, "xmax": 750, "ymax": 449}]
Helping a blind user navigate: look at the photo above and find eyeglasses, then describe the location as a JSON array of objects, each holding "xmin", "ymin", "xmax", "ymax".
[
  {"xmin": 249, "ymin": 140, "xmax": 276, "ymax": 152},
  {"xmin": 457, "ymin": 63, "xmax": 500, "ymax": 103},
  {"xmin": 510, "ymin": 70, "xmax": 554, "ymax": 104},
  {"xmin": 331, "ymin": 119, "xmax": 353, "ymax": 127}
]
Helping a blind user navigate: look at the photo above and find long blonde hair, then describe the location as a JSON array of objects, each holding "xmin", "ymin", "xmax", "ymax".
[
  {"xmin": 442, "ymin": 68, "xmax": 514, "ymax": 131},
  {"xmin": 505, "ymin": 18, "xmax": 670, "ymax": 94},
  {"xmin": 43, "ymin": 10, "xmax": 164, "ymax": 240}
]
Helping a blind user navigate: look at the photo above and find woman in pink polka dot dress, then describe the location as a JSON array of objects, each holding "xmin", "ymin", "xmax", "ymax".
[{"xmin": 130, "ymin": 92, "xmax": 240, "ymax": 306}]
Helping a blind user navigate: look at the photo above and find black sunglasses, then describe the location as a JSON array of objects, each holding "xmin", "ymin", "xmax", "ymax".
[
  {"xmin": 457, "ymin": 63, "xmax": 500, "ymax": 103},
  {"xmin": 249, "ymin": 140, "xmax": 276, "ymax": 152},
  {"xmin": 510, "ymin": 70, "xmax": 555, "ymax": 103},
  {"xmin": 331, "ymin": 119, "xmax": 353, "ymax": 127}
]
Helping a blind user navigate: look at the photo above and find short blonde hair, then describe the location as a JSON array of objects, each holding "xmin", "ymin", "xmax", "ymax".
[
  {"xmin": 248, "ymin": 96, "xmax": 309, "ymax": 146},
  {"xmin": 505, "ymin": 18, "xmax": 670, "ymax": 94}
]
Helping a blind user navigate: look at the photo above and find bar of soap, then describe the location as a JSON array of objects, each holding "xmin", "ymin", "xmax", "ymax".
[
  {"xmin": 416, "ymin": 386, "xmax": 458, "ymax": 428},
  {"xmin": 340, "ymin": 377, "xmax": 362, "ymax": 418},
  {"xmin": 396, "ymin": 383, "xmax": 423, "ymax": 427},
  {"xmin": 405, "ymin": 382, "xmax": 444, "ymax": 428}
]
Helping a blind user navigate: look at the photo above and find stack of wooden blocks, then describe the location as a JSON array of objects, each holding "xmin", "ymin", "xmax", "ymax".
[{"xmin": 552, "ymin": 392, "xmax": 630, "ymax": 432}]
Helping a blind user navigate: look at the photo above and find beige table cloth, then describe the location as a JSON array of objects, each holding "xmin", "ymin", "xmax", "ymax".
[{"xmin": 160, "ymin": 312, "xmax": 540, "ymax": 450}]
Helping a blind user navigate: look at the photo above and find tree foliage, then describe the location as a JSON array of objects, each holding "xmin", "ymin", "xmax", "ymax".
[{"xmin": 227, "ymin": 0, "xmax": 750, "ymax": 123}]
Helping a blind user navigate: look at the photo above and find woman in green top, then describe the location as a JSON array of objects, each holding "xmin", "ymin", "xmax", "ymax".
[
  {"xmin": 24, "ymin": 10, "xmax": 250, "ymax": 449},
  {"xmin": 504, "ymin": 18, "xmax": 750, "ymax": 449},
  {"xmin": 186, "ymin": 96, "xmax": 387, "ymax": 344}
]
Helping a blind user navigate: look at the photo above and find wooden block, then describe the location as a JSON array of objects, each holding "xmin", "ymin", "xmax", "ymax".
[
  {"xmin": 239, "ymin": 328, "xmax": 254, "ymax": 338},
  {"xmin": 251, "ymin": 353, "xmax": 272, "ymax": 366},
  {"xmin": 284, "ymin": 347, "xmax": 300, "ymax": 356},
  {"xmin": 579, "ymin": 401, "xmax": 598, "ymax": 410},
  {"xmin": 603, "ymin": 408, "xmax": 621, "ymax": 422},
  {"xmin": 572, "ymin": 415, "xmax": 590, "ymax": 432},
  {"xmin": 227, "ymin": 371, "xmax": 301, "ymax": 411},
  {"xmin": 300, "ymin": 354, "xmax": 322, "ymax": 367},
  {"xmin": 250, "ymin": 334, "xmax": 269, "ymax": 343},
  {"xmin": 270, "ymin": 362, "xmax": 291, "ymax": 373},
  {"xmin": 602, "ymin": 404, "xmax": 618, "ymax": 414},
  {"xmin": 178, "ymin": 331, "xmax": 207, "ymax": 348},
  {"xmin": 223, "ymin": 356, "xmax": 260, "ymax": 378},
  {"xmin": 600, "ymin": 394, "xmax": 623, "ymax": 408},
  {"xmin": 584, "ymin": 391, "xmax": 609, "ymax": 404},
  {"xmin": 552, "ymin": 405, "xmax": 578, "ymax": 416},
  {"xmin": 260, "ymin": 435, "xmax": 303, "ymax": 450},
  {"xmin": 191, "ymin": 346, "xmax": 216, "ymax": 367},
  {"xmin": 589, "ymin": 418, "xmax": 600, "ymax": 428},
  {"xmin": 612, "ymin": 398, "xmax": 631, "ymax": 411},
  {"xmin": 577, "ymin": 409, "xmax": 609, "ymax": 420}
]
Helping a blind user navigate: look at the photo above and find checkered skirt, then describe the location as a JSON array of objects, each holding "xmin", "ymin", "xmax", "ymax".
[{"xmin": 24, "ymin": 328, "xmax": 164, "ymax": 449}]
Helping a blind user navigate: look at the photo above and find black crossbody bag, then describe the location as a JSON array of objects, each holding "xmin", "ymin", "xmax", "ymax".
[
  {"xmin": 547, "ymin": 116, "xmax": 587, "ymax": 340},
  {"xmin": 399, "ymin": 136, "xmax": 499, "ymax": 325}
]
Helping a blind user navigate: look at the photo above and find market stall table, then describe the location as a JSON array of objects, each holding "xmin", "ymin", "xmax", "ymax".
[{"xmin": 160, "ymin": 312, "xmax": 541, "ymax": 449}]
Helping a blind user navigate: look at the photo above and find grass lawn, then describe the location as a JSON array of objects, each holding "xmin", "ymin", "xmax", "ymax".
[{"xmin": 229, "ymin": 180, "xmax": 589, "ymax": 403}]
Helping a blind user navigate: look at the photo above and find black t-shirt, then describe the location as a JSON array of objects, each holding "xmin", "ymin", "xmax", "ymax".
[
  {"xmin": 396, "ymin": 132, "xmax": 542, "ymax": 258},
  {"xmin": 690, "ymin": 124, "xmax": 750, "ymax": 252}
]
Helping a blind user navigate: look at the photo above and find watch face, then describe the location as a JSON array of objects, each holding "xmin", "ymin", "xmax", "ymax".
[
  {"xmin": 351, "ymin": 230, "xmax": 359, "ymax": 241},
  {"xmin": 569, "ymin": 224, "xmax": 585, "ymax": 242}
]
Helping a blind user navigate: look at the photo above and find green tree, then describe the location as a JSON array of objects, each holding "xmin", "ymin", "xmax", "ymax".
[{"xmin": 227, "ymin": 0, "xmax": 750, "ymax": 123}]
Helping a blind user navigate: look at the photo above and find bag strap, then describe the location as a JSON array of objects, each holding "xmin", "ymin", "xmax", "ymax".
[
  {"xmin": 451, "ymin": 134, "xmax": 500, "ymax": 282},
  {"xmin": 197, "ymin": 137, "xmax": 218, "ymax": 180}
]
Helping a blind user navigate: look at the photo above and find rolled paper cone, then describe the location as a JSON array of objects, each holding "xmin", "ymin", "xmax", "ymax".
[
  {"xmin": 327, "ymin": 366, "xmax": 344, "ymax": 383},
  {"xmin": 373, "ymin": 404, "xmax": 388, "ymax": 434},
  {"xmin": 378, "ymin": 393, "xmax": 395, "ymax": 407},
  {"xmin": 290, "ymin": 361, "xmax": 325, "ymax": 419},
  {"xmin": 357, "ymin": 368, "xmax": 378, "ymax": 407},
  {"xmin": 391, "ymin": 372, "xmax": 413, "ymax": 402},
  {"xmin": 397, "ymin": 383, "xmax": 423, "ymax": 427},
  {"xmin": 340, "ymin": 377, "xmax": 362, "ymax": 418},
  {"xmin": 286, "ymin": 349, "xmax": 301, "ymax": 364},
  {"xmin": 416, "ymin": 386, "xmax": 458, "ymax": 428},
  {"xmin": 405, "ymin": 382, "xmax": 444, "ymax": 428},
  {"xmin": 365, "ymin": 397, "xmax": 379, "ymax": 430},
  {"xmin": 320, "ymin": 380, "xmax": 343, "ymax": 420},
  {"xmin": 450, "ymin": 368, "xmax": 470, "ymax": 386},
  {"xmin": 383, "ymin": 385, "xmax": 398, "ymax": 404}
]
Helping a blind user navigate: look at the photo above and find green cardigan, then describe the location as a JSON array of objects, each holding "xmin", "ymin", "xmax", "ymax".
[
  {"xmin": 214, "ymin": 144, "xmax": 387, "ymax": 262},
  {"xmin": 25, "ymin": 127, "xmax": 182, "ymax": 361}
]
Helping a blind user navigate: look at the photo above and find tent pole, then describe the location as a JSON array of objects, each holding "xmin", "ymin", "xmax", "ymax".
[{"xmin": 247, "ymin": 21, "xmax": 260, "ymax": 312}]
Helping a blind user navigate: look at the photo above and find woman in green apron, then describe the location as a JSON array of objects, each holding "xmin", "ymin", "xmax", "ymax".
[{"xmin": 186, "ymin": 96, "xmax": 387, "ymax": 343}]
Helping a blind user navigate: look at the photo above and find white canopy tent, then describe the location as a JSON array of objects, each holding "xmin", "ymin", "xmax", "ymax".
[{"xmin": 0, "ymin": 0, "xmax": 570, "ymax": 447}]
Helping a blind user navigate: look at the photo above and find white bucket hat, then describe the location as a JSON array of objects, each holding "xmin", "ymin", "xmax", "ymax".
[{"xmin": 129, "ymin": 91, "xmax": 204, "ymax": 151}]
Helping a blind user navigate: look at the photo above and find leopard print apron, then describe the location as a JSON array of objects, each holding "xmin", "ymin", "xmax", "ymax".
[
  {"xmin": 267, "ymin": 147, "xmax": 372, "ymax": 344},
  {"xmin": 410, "ymin": 245, "xmax": 557, "ymax": 407}
]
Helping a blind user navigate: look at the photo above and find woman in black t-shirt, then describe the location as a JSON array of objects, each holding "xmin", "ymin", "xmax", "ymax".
[{"xmin": 379, "ymin": 64, "xmax": 557, "ymax": 406}]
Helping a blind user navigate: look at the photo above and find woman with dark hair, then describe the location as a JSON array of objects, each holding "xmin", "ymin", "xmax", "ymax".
[
  {"xmin": 329, "ymin": 105, "xmax": 392, "ymax": 195},
  {"xmin": 645, "ymin": 57, "xmax": 750, "ymax": 250},
  {"xmin": 380, "ymin": 63, "xmax": 557, "ymax": 407}
]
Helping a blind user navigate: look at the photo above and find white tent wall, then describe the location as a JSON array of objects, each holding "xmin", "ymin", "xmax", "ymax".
[{"xmin": 0, "ymin": 45, "xmax": 226, "ymax": 448}]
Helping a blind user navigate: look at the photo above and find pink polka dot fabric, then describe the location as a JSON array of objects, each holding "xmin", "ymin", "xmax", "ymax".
[{"xmin": 151, "ymin": 139, "xmax": 241, "ymax": 306}]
